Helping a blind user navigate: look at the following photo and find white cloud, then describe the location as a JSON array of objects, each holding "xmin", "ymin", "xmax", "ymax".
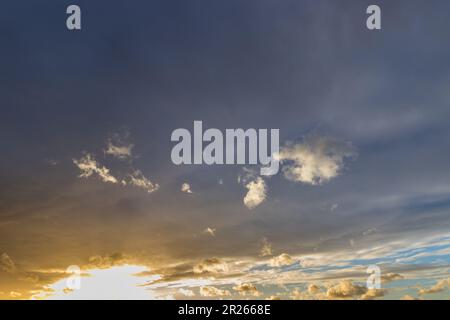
[
  {"xmin": 203, "ymin": 227, "xmax": 216, "ymax": 237},
  {"xmin": 73, "ymin": 154, "xmax": 118, "ymax": 184},
  {"xmin": 269, "ymin": 253, "xmax": 294, "ymax": 267},
  {"xmin": 178, "ymin": 288, "xmax": 195, "ymax": 297},
  {"xmin": 124, "ymin": 170, "xmax": 159, "ymax": 193},
  {"xmin": 243, "ymin": 177, "xmax": 267, "ymax": 209},
  {"xmin": 181, "ymin": 183, "xmax": 193, "ymax": 194},
  {"xmin": 279, "ymin": 136, "xmax": 355, "ymax": 185}
]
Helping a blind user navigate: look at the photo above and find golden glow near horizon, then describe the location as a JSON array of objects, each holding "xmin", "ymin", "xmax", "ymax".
[{"xmin": 33, "ymin": 265, "xmax": 161, "ymax": 300}]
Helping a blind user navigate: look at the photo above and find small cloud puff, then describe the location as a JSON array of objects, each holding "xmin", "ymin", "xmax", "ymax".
[
  {"xmin": 203, "ymin": 227, "xmax": 216, "ymax": 237},
  {"xmin": 181, "ymin": 183, "xmax": 193, "ymax": 194},
  {"xmin": 279, "ymin": 135, "xmax": 355, "ymax": 185},
  {"xmin": 243, "ymin": 177, "xmax": 267, "ymax": 209},
  {"xmin": 233, "ymin": 283, "xmax": 261, "ymax": 297},
  {"xmin": 269, "ymin": 253, "xmax": 294, "ymax": 267}
]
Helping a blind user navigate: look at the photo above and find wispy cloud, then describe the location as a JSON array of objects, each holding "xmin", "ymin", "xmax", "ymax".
[
  {"xmin": 73, "ymin": 154, "xmax": 118, "ymax": 184},
  {"xmin": 124, "ymin": 170, "xmax": 159, "ymax": 193}
]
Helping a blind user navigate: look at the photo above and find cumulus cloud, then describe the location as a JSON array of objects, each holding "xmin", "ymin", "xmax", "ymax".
[
  {"xmin": 418, "ymin": 278, "xmax": 450, "ymax": 295},
  {"xmin": 203, "ymin": 227, "xmax": 216, "ymax": 237},
  {"xmin": 326, "ymin": 280, "xmax": 367, "ymax": 299},
  {"xmin": 124, "ymin": 170, "xmax": 159, "ymax": 193},
  {"xmin": 0, "ymin": 253, "xmax": 17, "ymax": 273},
  {"xmin": 181, "ymin": 183, "xmax": 193, "ymax": 194},
  {"xmin": 269, "ymin": 253, "xmax": 294, "ymax": 267},
  {"xmin": 233, "ymin": 283, "xmax": 261, "ymax": 297},
  {"xmin": 259, "ymin": 238, "xmax": 273, "ymax": 257},
  {"xmin": 73, "ymin": 154, "xmax": 118, "ymax": 184},
  {"xmin": 200, "ymin": 286, "xmax": 231, "ymax": 297},
  {"xmin": 243, "ymin": 177, "xmax": 267, "ymax": 209},
  {"xmin": 193, "ymin": 258, "xmax": 229, "ymax": 274},
  {"xmin": 278, "ymin": 136, "xmax": 355, "ymax": 185}
]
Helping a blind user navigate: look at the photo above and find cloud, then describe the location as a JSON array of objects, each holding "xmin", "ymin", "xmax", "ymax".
[
  {"xmin": 203, "ymin": 227, "xmax": 216, "ymax": 237},
  {"xmin": 402, "ymin": 295, "xmax": 423, "ymax": 300},
  {"xmin": 193, "ymin": 258, "xmax": 229, "ymax": 274},
  {"xmin": 266, "ymin": 295, "xmax": 281, "ymax": 300},
  {"xmin": 259, "ymin": 238, "xmax": 273, "ymax": 257},
  {"xmin": 381, "ymin": 273, "xmax": 404, "ymax": 283},
  {"xmin": 308, "ymin": 284, "xmax": 320, "ymax": 294},
  {"xmin": 105, "ymin": 141, "xmax": 133, "ymax": 160},
  {"xmin": 418, "ymin": 278, "xmax": 450, "ymax": 295},
  {"xmin": 178, "ymin": 288, "xmax": 195, "ymax": 297},
  {"xmin": 181, "ymin": 183, "xmax": 193, "ymax": 194},
  {"xmin": 233, "ymin": 283, "xmax": 261, "ymax": 297},
  {"xmin": 87, "ymin": 253, "xmax": 127, "ymax": 269},
  {"xmin": 243, "ymin": 177, "xmax": 267, "ymax": 209},
  {"xmin": 0, "ymin": 253, "xmax": 17, "ymax": 273},
  {"xmin": 200, "ymin": 286, "xmax": 231, "ymax": 297},
  {"xmin": 124, "ymin": 170, "xmax": 159, "ymax": 193},
  {"xmin": 278, "ymin": 136, "xmax": 355, "ymax": 185},
  {"xmin": 360, "ymin": 288, "xmax": 387, "ymax": 300},
  {"xmin": 326, "ymin": 280, "xmax": 367, "ymax": 299},
  {"xmin": 73, "ymin": 154, "xmax": 118, "ymax": 184},
  {"xmin": 269, "ymin": 253, "xmax": 294, "ymax": 267},
  {"xmin": 104, "ymin": 131, "xmax": 134, "ymax": 160}
]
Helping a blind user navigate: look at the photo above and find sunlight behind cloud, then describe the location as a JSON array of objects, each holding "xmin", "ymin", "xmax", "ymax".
[{"xmin": 34, "ymin": 265, "xmax": 160, "ymax": 300}]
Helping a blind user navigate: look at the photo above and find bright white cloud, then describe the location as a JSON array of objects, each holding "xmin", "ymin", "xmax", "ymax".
[
  {"xmin": 243, "ymin": 177, "xmax": 267, "ymax": 209},
  {"xmin": 269, "ymin": 253, "xmax": 294, "ymax": 267},
  {"xmin": 73, "ymin": 154, "xmax": 118, "ymax": 184},
  {"xmin": 279, "ymin": 136, "xmax": 355, "ymax": 185},
  {"xmin": 181, "ymin": 183, "xmax": 193, "ymax": 194}
]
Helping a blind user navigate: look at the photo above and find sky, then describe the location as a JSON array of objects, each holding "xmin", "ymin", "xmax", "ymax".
[{"xmin": 1, "ymin": 0, "xmax": 450, "ymax": 300}]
